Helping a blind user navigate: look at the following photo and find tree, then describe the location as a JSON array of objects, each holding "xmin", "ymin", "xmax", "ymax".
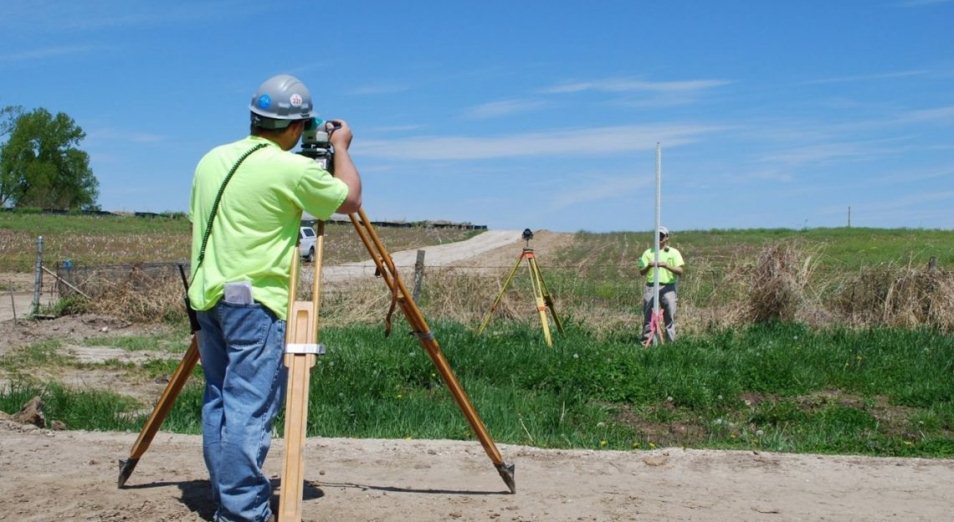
[{"xmin": 0, "ymin": 107, "xmax": 99, "ymax": 209}]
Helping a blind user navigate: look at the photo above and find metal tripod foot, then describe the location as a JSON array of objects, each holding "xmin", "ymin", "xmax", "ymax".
[
  {"xmin": 117, "ymin": 458, "xmax": 138, "ymax": 488},
  {"xmin": 496, "ymin": 462, "xmax": 516, "ymax": 494}
]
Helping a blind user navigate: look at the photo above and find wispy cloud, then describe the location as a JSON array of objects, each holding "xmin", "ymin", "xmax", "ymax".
[
  {"xmin": 548, "ymin": 174, "xmax": 651, "ymax": 210},
  {"xmin": 348, "ymin": 83, "xmax": 412, "ymax": 96},
  {"xmin": 897, "ymin": 0, "xmax": 954, "ymax": 7},
  {"xmin": 1, "ymin": 1, "xmax": 263, "ymax": 32},
  {"xmin": 357, "ymin": 124, "xmax": 725, "ymax": 161},
  {"xmin": 368, "ymin": 124, "xmax": 425, "ymax": 134},
  {"xmin": 756, "ymin": 138, "xmax": 912, "ymax": 167},
  {"xmin": 897, "ymin": 104, "xmax": 954, "ymax": 123},
  {"xmin": 543, "ymin": 78, "xmax": 731, "ymax": 95},
  {"xmin": 541, "ymin": 77, "xmax": 731, "ymax": 109},
  {"xmin": 804, "ymin": 69, "xmax": 930, "ymax": 85},
  {"xmin": 86, "ymin": 128, "xmax": 165, "ymax": 144},
  {"xmin": 0, "ymin": 45, "xmax": 100, "ymax": 63},
  {"xmin": 733, "ymin": 169, "xmax": 795, "ymax": 184},
  {"xmin": 462, "ymin": 99, "xmax": 548, "ymax": 120}
]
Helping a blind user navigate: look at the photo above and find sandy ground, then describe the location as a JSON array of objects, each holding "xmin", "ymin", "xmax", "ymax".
[
  {"xmin": 2, "ymin": 420, "xmax": 953, "ymax": 521},
  {"xmin": 3, "ymin": 230, "xmax": 954, "ymax": 521}
]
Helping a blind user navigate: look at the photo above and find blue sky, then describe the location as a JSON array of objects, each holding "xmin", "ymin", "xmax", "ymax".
[{"xmin": 2, "ymin": 0, "xmax": 952, "ymax": 232}]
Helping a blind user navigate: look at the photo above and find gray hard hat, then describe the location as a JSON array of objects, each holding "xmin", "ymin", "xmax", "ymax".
[
  {"xmin": 249, "ymin": 74, "xmax": 314, "ymax": 129},
  {"xmin": 658, "ymin": 226, "xmax": 670, "ymax": 237}
]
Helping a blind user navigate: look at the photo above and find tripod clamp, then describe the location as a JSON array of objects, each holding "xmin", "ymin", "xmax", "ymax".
[{"xmin": 285, "ymin": 343, "xmax": 326, "ymax": 355}]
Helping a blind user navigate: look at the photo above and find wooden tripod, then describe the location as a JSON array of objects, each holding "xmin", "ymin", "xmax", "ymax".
[
  {"xmin": 476, "ymin": 246, "xmax": 564, "ymax": 347},
  {"xmin": 118, "ymin": 210, "xmax": 515, "ymax": 519}
]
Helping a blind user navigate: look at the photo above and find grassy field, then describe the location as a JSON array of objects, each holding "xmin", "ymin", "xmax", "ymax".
[
  {"xmin": 1, "ymin": 212, "xmax": 953, "ymax": 458},
  {"xmin": 3, "ymin": 321, "xmax": 952, "ymax": 457}
]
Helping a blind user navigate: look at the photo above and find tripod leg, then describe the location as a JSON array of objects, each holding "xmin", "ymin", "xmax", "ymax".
[
  {"xmin": 476, "ymin": 253, "xmax": 524, "ymax": 336},
  {"xmin": 118, "ymin": 335, "xmax": 200, "ymax": 487},
  {"xmin": 119, "ymin": 265, "xmax": 204, "ymax": 487},
  {"xmin": 278, "ymin": 222, "xmax": 325, "ymax": 522},
  {"xmin": 532, "ymin": 260, "xmax": 564, "ymax": 335},
  {"xmin": 277, "ymin": 304, "xmax": 319, "ymax": 522},
  {"xmin": 349, "ymin": 210, "xmax": 516, "ymax": 493},
  {"xmin": 526, "ymin": 256, "xmax": 553, "ymax": 347}
]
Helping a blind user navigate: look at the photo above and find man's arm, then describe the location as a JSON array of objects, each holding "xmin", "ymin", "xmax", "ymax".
[{"xmin": 328, "ymin": 120, "xmax": 362, "ymax": 214}]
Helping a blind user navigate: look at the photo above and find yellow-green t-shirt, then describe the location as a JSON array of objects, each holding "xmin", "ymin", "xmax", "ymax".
[
  {"xmin": 638, "ymin": 246, "xmax": 684, "ymax": 285},
  {"xmin": 188, "ymin": 136, "xmax": 348, "ymax": 319}
]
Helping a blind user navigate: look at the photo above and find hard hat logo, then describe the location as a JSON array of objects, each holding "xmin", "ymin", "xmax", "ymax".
[
  {"xmin": 289, "ymin": 93, "xmax": 303, "ymax": 107},
  {"xmin": 256, "ymin": 94, "xmax": 272, "ymax": 110}
]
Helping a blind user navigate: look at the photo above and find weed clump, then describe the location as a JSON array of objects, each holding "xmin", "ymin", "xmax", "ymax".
[
  {"xmin": 833, "ymin": 264, "xmax": 954, "ymax": 331},
  {"xmin": 741, "ymin": 242, "xmax": 817, "ymax": 324},
  {"xmin": 78, "ymin": 263, "xmax": 186, "ymax": 324}
]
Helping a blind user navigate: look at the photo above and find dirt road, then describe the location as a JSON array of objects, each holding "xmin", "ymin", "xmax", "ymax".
[
  {"xmin": 322, "ymin": 229, "xmax": 523, "ymax": 283},
  {"xmin": 1, "ymin": 419, "xmax": 952, "ymax": 521}
]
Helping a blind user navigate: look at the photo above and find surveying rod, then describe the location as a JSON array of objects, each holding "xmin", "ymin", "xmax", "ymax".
[
  {"xmin": 652, "ymin": 143, "xmax": 662, "ymax": 345},
  {"xmin": 348, "ymin": 208, "xmax": 516, "ymax": 493}
]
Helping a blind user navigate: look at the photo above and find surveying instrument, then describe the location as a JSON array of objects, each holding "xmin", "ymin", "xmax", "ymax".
[
  {"xmin": 476, "ymin": 228, "xmax": 564, "ymax": 347},
  {"xmin": 117, "ymin": 123, "xmax": 515, "ymax": 521}
]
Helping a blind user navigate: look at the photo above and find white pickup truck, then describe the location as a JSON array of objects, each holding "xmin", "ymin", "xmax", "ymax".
[{"xmin": 298, "ymin": 226, "xmax": 317, "ymax": 262}]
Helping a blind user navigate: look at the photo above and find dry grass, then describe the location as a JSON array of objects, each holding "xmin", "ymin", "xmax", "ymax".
[
  {"xmin": 50, "ymin": 237, "xmax": 954, "ymax": 335},
  {"xmin": 741, "ymin": 242, "xmax": 819, "ymax": 324},
  {"xmin": 73, "ymin": 264, "xmax": 188, "ymax": 324},
  {"xmin": 833, "ymin": 264, "xmax": 954, "ymax": 331}
]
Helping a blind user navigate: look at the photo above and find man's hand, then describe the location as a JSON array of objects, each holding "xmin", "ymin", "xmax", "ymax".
[
  {"xmin": 328, "ymin": 118, "xmax": 362, "ymax": 214},
  {"xmin": 327, "ymin": 119, "xmax": 353, "ymax": 151}
]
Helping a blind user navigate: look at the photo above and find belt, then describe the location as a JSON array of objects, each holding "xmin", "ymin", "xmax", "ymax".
[{"xmin": 646, "ymin": 283, "xmax": 676, "ymax": 287}]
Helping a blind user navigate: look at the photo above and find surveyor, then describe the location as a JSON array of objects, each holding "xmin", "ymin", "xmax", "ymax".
[
  {"xmin": 187, "ymin": 73, "xmax": 361, "ymax": 522},
  {"xmin": 638, "ymin": 226, "xmax": 685, "ymax": 343}
]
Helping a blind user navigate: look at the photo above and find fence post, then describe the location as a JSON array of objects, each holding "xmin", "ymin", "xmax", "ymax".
[
  {"xmin": 412, "ymin": 249, "xmax": 426, "ymax": 302},
  {"xmin": 32, "ymin": 235, "xmax": 44, "ymax": 316},
  {"xmin": 928, "ymin": 256, "xmax": 937, "ymax": 271}
]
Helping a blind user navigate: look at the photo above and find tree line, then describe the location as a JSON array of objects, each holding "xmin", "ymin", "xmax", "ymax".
[{"xmin": 1, "ymin": 105, "xmax": 99, "ymax": 210}]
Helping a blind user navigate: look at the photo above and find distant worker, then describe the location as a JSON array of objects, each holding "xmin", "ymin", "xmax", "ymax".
[
  {"xmin": 188, "ymin": 74, "xmax": 362, "ymax": 522},
  {"xmin": 638, "ymin": 226, "xmax": 685, "ymax": 343}
]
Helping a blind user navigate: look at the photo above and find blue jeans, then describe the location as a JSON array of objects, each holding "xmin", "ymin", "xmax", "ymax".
[{"xmin": 197, "ymin": 301, "xmax": 287, "ymax": 522}]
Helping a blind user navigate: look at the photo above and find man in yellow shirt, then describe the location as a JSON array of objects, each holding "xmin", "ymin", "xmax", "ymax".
[
  {"xmin": 188, "ymin": 74, "xmax": 361, "ymax": 522},
  {"xmin": 637, "ymin": 226, "xmax": 685, "ymax": 343}
]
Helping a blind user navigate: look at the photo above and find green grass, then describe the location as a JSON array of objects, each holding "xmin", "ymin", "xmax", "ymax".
[
  {"xmin": 84, "ymin": 331, "xmax": 191, "ymax": 353},
  {"xmin": 553, "ymin": 226, "xmax": 954, "ymax": 281},
  {"xmin": 4, "ymin": 321, "xmax": 952, "ymax": 458}
]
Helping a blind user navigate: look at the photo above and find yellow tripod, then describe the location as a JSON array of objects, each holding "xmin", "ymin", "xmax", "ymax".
[{"xmin": 477, "ymin": 229, "xmax": 564, "ymax": 347}]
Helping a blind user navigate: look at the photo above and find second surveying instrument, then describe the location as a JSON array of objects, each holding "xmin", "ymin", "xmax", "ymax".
[{"xmin": 477, "ymin": 228, "xmax": 564, "ymax": 347}]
